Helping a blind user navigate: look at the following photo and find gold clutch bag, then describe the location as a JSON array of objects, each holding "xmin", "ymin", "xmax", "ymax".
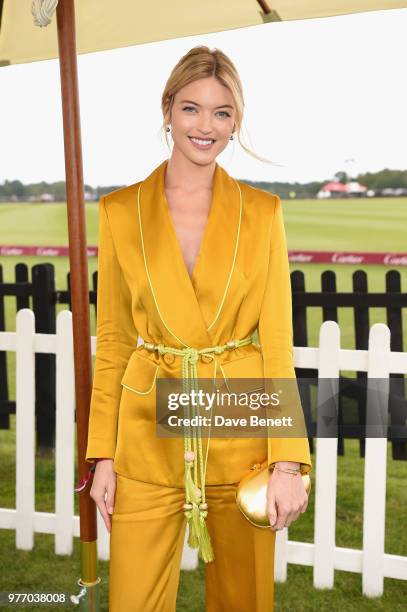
[{"xmin": 236, "ymin": 460, "xmax": 311, "ymax": 528}]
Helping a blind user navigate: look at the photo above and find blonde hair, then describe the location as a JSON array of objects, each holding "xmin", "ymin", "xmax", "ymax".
[{"xmin": 160, "ymin": 45, "xmax": 279, "ymax": 165}]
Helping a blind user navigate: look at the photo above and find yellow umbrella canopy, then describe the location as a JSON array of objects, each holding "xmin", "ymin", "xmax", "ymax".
[{"xmin": 0, "ymin": 0, "xmax": 406, "ymax": 67}]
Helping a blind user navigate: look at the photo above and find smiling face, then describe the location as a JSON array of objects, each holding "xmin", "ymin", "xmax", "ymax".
[{"xmin": 164, "ymin": 76, "xmax": 236, "ymax": 165}]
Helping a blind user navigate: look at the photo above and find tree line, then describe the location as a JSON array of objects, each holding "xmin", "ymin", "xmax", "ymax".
[{"xmin": 1, "ymin": 168, "xmax": 406, "ymax": 201}]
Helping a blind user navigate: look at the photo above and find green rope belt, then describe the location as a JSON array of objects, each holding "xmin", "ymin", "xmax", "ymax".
[{"xmin": 142, "ymin": 333, "xmax": 256, "ymax": 563}]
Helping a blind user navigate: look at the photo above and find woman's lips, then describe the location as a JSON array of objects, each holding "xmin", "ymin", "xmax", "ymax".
[{"xmin": 188, "ymin": 136, "xmax": 215, "ymax": 150}]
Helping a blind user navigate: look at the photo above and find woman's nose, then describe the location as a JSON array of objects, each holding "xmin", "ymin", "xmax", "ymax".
[{"xmin": 196, "ymin": 114, "xmax": 215, "ymax": 134}]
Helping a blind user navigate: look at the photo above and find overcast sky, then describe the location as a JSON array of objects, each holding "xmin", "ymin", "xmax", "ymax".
[{"xmin": 0, "ymin": 8, "xmax": 406, "ymax": 187}]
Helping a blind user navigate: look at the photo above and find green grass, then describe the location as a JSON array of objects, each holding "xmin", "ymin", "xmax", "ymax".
[
  {"xmin": 0, "ymin": 196, "xmax": 406, "ymax": 249},
  {"xmin": 282, "ymin": 196, "xmax": 407, "ymax": 252},
  {"xmin": 1, "ymin": 198, "xmax": 407, "ymax": 609}
]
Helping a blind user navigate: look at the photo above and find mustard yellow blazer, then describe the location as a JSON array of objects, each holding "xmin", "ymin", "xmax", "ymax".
[{"xmin": 85, "ymin": 159, "xmax": 312, "ymax": 487}]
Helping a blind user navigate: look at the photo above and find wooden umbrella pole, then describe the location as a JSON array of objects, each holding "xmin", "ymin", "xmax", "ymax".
[{"xmin": 55, "ymin": 1, "xmax": 100, "ymax": 608}]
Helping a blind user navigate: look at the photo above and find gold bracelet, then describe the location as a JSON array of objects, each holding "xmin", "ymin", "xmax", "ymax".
[{"xmin": 274, "ymin": 466, "xmax": 301, "ymax": 475}]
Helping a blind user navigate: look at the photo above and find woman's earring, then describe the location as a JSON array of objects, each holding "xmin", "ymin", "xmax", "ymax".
[
  {"xmin": 230, "ymin": 132, "xmax": 234, "ymax": 141},
  {"xmin": 166, "ymin": 124, "xmax": 171, "ymax": 133}
]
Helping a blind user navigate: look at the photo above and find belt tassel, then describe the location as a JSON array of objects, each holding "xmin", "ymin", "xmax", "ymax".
[{"xmin": 184, "ymin": 457, "xmax": 214, "ymax": 562}]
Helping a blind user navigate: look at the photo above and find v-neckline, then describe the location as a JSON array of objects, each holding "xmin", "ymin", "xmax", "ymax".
[
  {"xmin": 136, "ymin": 158, "xmax": 243, "ymax": 345},
  {"xmin": 161, "ymin": 160, "xmax": 217, "ymax": 293}
]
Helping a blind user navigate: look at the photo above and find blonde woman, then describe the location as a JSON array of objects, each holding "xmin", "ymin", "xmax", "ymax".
[{"xmin": 86, "ymin": 46, "xmax": 312, "ymax": 611}]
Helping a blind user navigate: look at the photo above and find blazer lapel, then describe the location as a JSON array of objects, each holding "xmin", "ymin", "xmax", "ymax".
[{"xmin": 137, "ymin": 159, "xmax": 242, "ymax": 349}]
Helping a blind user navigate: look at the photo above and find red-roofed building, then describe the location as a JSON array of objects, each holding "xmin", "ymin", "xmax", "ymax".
[{"xmin": 317, "ymin": 181, "xmax": 368, "ymax": 198}]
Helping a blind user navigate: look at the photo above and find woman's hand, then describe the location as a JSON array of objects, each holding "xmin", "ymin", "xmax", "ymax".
[
  {"xmin": 266, "ymin": 461, "xmax": 309, "ymax": 530},
  {"xmin": 89, "ymin": 459, "xmax": 116, "ymax": 533}
]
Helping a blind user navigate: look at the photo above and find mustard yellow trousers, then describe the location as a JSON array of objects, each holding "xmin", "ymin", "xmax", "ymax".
[{"xmin": 109, "ymin": 473, "xmax": 276, "ymax": 611}]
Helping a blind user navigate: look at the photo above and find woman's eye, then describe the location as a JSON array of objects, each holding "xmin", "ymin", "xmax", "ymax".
[{"xmin": 182, "ymin": 106, "xmax": 230, "ymax": 118}]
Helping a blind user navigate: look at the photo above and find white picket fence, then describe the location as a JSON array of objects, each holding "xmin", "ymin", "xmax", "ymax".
[{"xmin": 0, "ymin": 308, "xmax": 407, "ymax": 597}]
